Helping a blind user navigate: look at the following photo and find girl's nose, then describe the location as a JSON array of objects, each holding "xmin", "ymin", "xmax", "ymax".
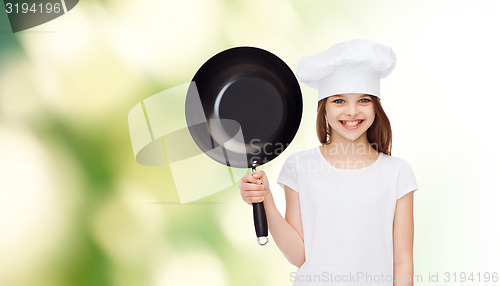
[{"xmin": 345, "ymin": 103, "xmax": 359, "ymax": 117}]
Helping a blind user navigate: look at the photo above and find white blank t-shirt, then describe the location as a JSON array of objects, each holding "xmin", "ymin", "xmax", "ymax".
[{"xmin": 277, "ymin": 146, "xmax": 418, "ymax": 286}]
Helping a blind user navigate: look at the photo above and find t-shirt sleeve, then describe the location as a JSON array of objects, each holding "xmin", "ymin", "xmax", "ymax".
[
  {"xmin": 277, "ymin": 153, "xmax": 299, "ymax": 192},
  {"xmin": 396, "ymin": 159, "xmax": 418, "ymax": 200}
]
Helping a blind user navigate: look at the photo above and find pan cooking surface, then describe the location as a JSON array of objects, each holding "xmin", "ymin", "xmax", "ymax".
[
  {"xmin": 216, "ymin": 76, "xmax": 283, "ymax": 142},
  {"xmin": 186, "ymin": 47, "xmax": 302, "ymax": 168}
]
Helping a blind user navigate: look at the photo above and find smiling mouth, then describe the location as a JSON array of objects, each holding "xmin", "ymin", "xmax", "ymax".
[{"xmin": 339, "ymin": 120, "xmax": 364, "ymax": 129}]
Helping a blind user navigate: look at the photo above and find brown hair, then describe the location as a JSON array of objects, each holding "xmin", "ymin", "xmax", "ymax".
[{"xmin": 316, "ymin": 95, "xmax": 392, "ymax": 155}]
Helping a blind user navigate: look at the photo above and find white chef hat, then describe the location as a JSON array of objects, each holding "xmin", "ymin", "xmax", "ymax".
[{"xmin": 297, "ymin": 39, "xmax": 397, "ymax": 101}]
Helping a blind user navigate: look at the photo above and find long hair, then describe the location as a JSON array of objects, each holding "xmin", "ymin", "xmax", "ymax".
[{"xmin": 316, "ymin": 95, "xmax": 392, "ymax": 155}]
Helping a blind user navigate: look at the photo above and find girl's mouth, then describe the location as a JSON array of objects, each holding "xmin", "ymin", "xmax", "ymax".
[{"xmin": 339, "ymin": 119, "xmax": 364, "ymax": 130}]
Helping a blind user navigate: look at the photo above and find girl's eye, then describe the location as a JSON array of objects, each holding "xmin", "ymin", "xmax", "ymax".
[
  {"xmin": 360, "ymin": 98, "xmax": 371, "ymax": 103},
  {"xmin": 332, "ymin": 99, "xmax": 344, "ymax": 104}
]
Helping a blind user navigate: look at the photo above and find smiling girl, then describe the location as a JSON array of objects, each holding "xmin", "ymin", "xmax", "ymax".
[{"xmin": 239, "ymin": 39, "xmax": 418, "ymax": 286}]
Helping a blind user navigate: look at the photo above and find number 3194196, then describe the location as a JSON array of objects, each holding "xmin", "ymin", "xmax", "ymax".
[{"xmin": 6, "ymin": 2, "xmax": 62, "ymax": 14}]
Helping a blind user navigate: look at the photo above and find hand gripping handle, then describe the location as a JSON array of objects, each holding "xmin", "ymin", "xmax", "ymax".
[{"xmin": 251, "ymin": 162, "xmax": 268, "ymax": 246}]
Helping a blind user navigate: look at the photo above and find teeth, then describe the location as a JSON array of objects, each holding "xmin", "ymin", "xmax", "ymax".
[{"xmin": 341, "ymin": 120, "xmax": 362, "ymax": 126}]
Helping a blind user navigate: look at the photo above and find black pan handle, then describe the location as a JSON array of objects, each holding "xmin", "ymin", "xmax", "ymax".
[{"xmin": 252, "ymin": 162, "xmax": 269, "ymax": 246}]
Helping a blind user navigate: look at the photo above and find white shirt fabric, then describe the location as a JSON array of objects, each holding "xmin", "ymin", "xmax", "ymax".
[{"xmin": 277, "ymin": 146, "xmax": 418, "ymax": 286}]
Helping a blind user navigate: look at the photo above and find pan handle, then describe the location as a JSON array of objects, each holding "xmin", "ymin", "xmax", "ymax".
[{"xmin": 252, "ymin": 162, "xmax": 269, "ymax": 246}]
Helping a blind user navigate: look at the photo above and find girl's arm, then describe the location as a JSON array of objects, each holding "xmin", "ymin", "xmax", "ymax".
[
  {"xmin": 264, "ymin": 184, "xmax": 305, "ymax": 268},
  {"xmin": 393, "ymin": 191, "xmax": 416, "ymax": 286},
  {"xmin": 240, "ymin": 171, "xmax": 305, "ymax": 268}
]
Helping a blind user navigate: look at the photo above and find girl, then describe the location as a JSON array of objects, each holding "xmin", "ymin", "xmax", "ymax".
[{"xmin": 239, "ymin": 39, "xmax": 418, "ymax": 286}]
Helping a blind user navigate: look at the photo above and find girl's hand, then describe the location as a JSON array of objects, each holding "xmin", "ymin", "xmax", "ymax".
[{"xmin": 239, "ymin": 170, "xmax": 271, "ymax": 205}]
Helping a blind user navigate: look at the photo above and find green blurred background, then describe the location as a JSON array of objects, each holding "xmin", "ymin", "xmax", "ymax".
[{"xmin": 1, "ymin": 0, "xmax": 499, "ymax": 285}]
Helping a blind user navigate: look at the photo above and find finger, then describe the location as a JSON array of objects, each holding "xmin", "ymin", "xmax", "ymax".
[
  {"xmin": 240, "ymin": 184, "xmax": 264, "ymax": 195},
  {"xmin": 252, "ymin": 170, "xmax": 267, "ymax": 182},
  {"xmin": 241, "ymin": 174, "xmax": 251, "ymax": 183},
  {"xmin": 250, "ymin": 196, "xmax": 265, "ymax": 203},
  {"xmin": 252, "ymin": 170, "xmax": 263, "ymax": 179},
  {"xmin": 243, "ymin": 190, "xmax": 266, "ymax": 198},
  {"xmin": 244, "ymin": 196, "xmax": 265, "ymax": 204},
  {"xmin": 243, "ymin": 183, "xmax": 265, "ymax": 191},
  {"xmin": 242, "ymin": 174, "xmax": 259, "ymax": 184},
  {"xmin": 239, "ymin": 176, "xmax": 251, "ymax": 189}
]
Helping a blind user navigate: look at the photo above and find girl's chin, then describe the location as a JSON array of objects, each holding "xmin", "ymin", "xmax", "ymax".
[
  {"xmin": 332, "ymin": 130, "xmax": 364, "ymax": 141},
  {"xmin": 345, "ymin": 135, "xmax": 362, "ymax": 141}
]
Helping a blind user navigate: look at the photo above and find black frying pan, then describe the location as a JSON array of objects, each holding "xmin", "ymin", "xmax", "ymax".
[{"xmin": 185, "ymin": 46, "xmax": 302, "ymax": 245}]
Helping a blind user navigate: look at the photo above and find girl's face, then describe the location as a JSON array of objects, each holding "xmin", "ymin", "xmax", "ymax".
[{"xmin": 325, "ymin": 93, "xmax": 376, "ymax": 141}]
